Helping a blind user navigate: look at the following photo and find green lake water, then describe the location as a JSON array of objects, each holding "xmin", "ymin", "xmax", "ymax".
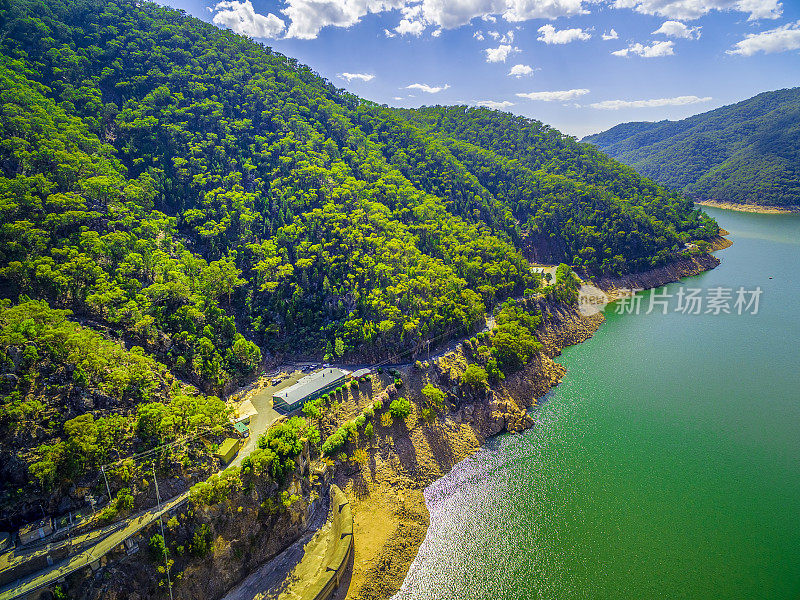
[{"xmin": 395, "ymin": 208, "xmax": 800, "ymax": 600}]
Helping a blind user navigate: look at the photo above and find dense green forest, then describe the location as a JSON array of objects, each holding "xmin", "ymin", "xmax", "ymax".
[
  {"xmin": 0, "ymin": 0, "xmax": 720, "ymax": 523},
  {"xmin": 583, "ymin": 88, "xmax": 800, "ymax": 206}
]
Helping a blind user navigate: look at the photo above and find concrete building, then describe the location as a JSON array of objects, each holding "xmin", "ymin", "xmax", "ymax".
[
  {"xmin": 215, "ymin": 438, "xmax": 241, "ymax": 464},
  {"xmin": 18, "ymin": 518, "xmax": 53, "ymax": 546},
  {"xmin": 349, "ymin": 368, "xmax": 371, "ymax": 380},
  {"xmin": 272, "ymin": 368, "xmax": 349, "ymax": 412}
]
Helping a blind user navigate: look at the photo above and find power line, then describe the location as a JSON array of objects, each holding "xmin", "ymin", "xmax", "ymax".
[
  {"xmin": 98, "ymin": 426, "xmax": 214, "ymax": 471},
  {"xmin": 152, "ymin": 462, "xmax": 174, "ymax": 600}
]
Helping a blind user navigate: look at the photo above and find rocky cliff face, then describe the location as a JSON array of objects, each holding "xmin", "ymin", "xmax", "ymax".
[{"xmin": 591, "ymin": 253, "xmax": 721, "ymax": 297}]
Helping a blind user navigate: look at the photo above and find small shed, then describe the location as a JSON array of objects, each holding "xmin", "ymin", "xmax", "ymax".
[
  {"xmin": 350, "ymin": 368, "xmax": 371, "ymax": 380},
  {"xmin": 18, "ymin": 518, "xmax": 53, "ymax": 546},
  {"xmin": 232, "ymin": 420, "xmax": 250, "ymax": 438},
  {"xmin": 215, "ymin": 438, "xmax": 242, "ymax": 464}
]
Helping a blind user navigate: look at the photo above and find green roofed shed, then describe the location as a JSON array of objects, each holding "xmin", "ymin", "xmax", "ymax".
[{"xmin": 233, "ymin": 420, "xmax": 249, "ymax": 437}]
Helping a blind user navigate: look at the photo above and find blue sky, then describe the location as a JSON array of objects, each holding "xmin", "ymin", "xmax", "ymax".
[{"xmin": 162, "ymin": 0, "xmax": 800, "ymax": 138}]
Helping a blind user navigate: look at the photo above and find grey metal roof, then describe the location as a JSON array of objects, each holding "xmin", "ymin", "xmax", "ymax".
[{"xmin": 273, "ymin": 368, "xmax": 350, "ymax": 407}]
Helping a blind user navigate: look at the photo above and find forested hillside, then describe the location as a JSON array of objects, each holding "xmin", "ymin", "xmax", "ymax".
[
  {"xmin": 583, "ymin": 89, "xmax": 800, "ymax": 207},
  {"xmin": 0, "ymin": 0, "xmax": 719, "ymax": 523}
]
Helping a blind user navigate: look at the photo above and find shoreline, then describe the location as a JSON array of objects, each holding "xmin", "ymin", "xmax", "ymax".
[
  {"xmin": 695, "ymin": 200, "xmax": 800, "ymax": 214},
  {"xmin": 332, "ymin": 251, "xmax": 725, "ymax": 600}
]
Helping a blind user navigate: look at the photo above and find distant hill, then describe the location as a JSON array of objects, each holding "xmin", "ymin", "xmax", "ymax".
[{"xmin": 583, "ymin": 89, "xmax": 800, "ymax": 207}]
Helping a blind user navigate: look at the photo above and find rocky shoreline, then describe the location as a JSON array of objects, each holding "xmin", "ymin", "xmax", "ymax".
[{"xmin": 331, "ymin": 250, "xmax": 727, "ymax": 600}]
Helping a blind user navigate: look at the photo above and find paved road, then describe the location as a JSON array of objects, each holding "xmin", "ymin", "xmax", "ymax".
[
  {"xmin": 0, "ymin": 520, "xmax": 126, "ymax": 585},
  {"xmin": 0, "ymin": 493, "xmax": 187, "ymax": 600}
]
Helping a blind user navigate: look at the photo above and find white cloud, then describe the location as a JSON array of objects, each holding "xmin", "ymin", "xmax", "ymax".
[
  {"xmin": 212, "ymin": 0, "xmax": 285, "ymax": 39},
  {"xmin": 283, "ymin": 0, "xmax": 405, "ymax": 40},
  {"xmin": 612, "ymin": 40, "xmax": 675, "ymax": 57},
  {"xmin": 509, "ymin": 63, "xmax": 534, "ymax": 77},
  {"xmin": 393, "ymin": 96, "xmax": 405, "ymax": 100},
  {"xmin": 395, "ymin": 17, "xmax": 427, "ymax": 35},
  {"xmin": 432, "ymin": 27, "xmax": 443, "ymax": 36},
  {"xmin": 485, "ymin": 44, "xmax": 519, "ymax": 62},
  {"xmin": 537, "ymin": 24, "xmax": 591, "ymax": 44},
  {"xmin": 516, "ymin": 88, "xmax": 590, "ymax": 101},
  {"xmin": 236, "ymin": 0, "xmax": 779, "ymax": 42},
  {"xmin": 271, "ymin": 0, "xmax": 597, "ymax": 40},
  {"xmin": 247, "ymin": 0, "xmax": 792, "ymax": 41},
  {"xmin": 602, "ymin": 28, "xmax": 619, "ymax": 40},
  {"xmin": 405, "ymin": 82, "xmax": 451, "ymax": 93},
  {"xmin": 384, "ymin": 28, "xmax": 397, "ymax": 37},
  {"xmin": 504, "ymin": 0, "xmax": 590, "ymax": 21},
  {"xmin": 476, "ymin": 100, "xmax": 515, "ymax": 109},
  {"xmin": 474, "ymin": 30, "xmax": 486, "ymax": 41},
  {"xmin": 611, "ymin": 0, "xmax": 781, "ymax": 21},
  {"xmin": 652, "ymin": 20, "xmax": 701, "ymax": 38},
  {"xmin": 338, "ymin": 72, "xmax": 376, "ymax": 82},
  {"xmin": 589, "ymin": 95, "xmax": 712, "ymax": 109},
  {"xmin": 727, "ymin": 20, "xmax": 800, "ymax": 55}
]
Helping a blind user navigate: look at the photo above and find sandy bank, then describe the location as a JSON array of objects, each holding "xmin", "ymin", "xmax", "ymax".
[{"xmin": 695, "ymin": 200, "xmax": 800, "ymax": 214}]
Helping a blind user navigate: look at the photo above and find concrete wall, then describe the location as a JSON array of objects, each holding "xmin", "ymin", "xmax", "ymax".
[{"xmin": 300, "ymin": 485, "xmax": 353, "ymax": 600}]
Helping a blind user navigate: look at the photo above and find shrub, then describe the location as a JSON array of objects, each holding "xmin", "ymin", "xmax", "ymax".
[
  {"xmin": 487, "ymin": 358, "xmax": 504, "ymax": 382},
  {"xmin": 389, "ymin": 397, "xmax": 411, "ymax": 420},
  {"xmin": 97, "ymin": 504, "xmax": 117, "ymax": 524},
  {"xmin": 421, "ymin": 383, "xmax": 445, "ymax": 407},
  {"xmin": 303, "ymin": 399, "xmax": 321, "ymax": 419},
  {"xmin": 352, "ymin": 448, "xmax": 368, "ymax": 465},
  {"xmin": 364, "ymin": 422, "xmax": 374, "ymax": 438},
  {"xmin": 461, "ymin": 364, "xmax": 488, "ymax": 388},
  {"xmin": 373, "ymin": 399, "xmax": 383, "ymax": 411},
  {"xmin": 98, "ymin": 488, "xmax": 134, "ymax": 524},
  {"xmin": 190, "ymin": 524, "xmax": 213, "ymax": 557},
  {"xmin": 148, "ymin": 534, "xmax": 168, "ymax": 562}
]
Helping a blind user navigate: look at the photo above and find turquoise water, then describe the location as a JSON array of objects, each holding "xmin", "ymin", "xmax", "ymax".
[{"xmin": 395, "ymin": 208, "xmax": 800, "ymax": 600}]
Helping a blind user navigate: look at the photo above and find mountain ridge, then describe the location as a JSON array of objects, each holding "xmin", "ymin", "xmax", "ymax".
[{"xmin": 583, "ymin": 88, "xmax": 800, "ymax": 207}]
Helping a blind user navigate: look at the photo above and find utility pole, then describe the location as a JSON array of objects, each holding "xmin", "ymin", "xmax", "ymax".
[
  {"xmin": 152, "ymin": 464, "xmax": 174, "ymax": 600},
  {"xmin": 101, "ymin": 465, "xmax": 112, "ymax": 503}
]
